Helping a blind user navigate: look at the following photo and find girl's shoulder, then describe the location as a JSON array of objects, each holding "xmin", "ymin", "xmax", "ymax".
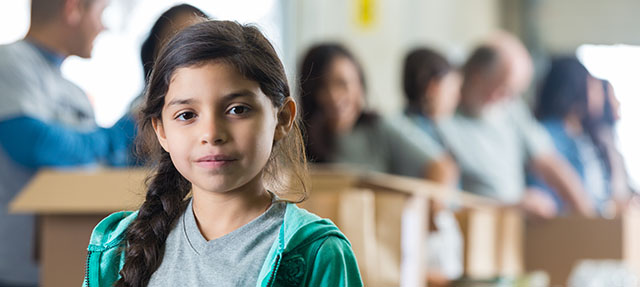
[
  {"xmin": 88, "ymin": 210, "xmax": 138, "ymax": 250},
  {"xmin": 281, "ymin": 203, "xmax": 348, "ymax": 248},
  {"xmin": 270, "ymin": 204, "xmax": 363, "ymax": 286}
]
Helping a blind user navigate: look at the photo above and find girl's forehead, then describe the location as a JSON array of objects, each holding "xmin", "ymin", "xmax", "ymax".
[
  {"xmin": 168, "ymin": 62, "xmax": 253, "ymax": 88},
  {"xmin": 163, "ymin": 62, "xmax": 270, "ymax": 105}
]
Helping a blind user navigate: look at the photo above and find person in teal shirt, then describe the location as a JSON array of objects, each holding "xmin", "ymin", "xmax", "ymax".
[{"xmin": 84, "ymin": 20, "xmax": 362, "ymax": 286}]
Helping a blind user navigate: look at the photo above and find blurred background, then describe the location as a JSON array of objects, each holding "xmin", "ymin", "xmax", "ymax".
[
  {"xmin": 1, "ymin": 0, "xmax": 637, "ymax": 189},
  {"xmin": 2, "ymin": 1, "xmax": 640, "ymax": 286}
]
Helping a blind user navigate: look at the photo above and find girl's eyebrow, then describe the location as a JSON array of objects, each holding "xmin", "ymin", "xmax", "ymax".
[
  {"xmin": 222, "ymin": 89, "xmax": 258, "ymax": 101},
  {"xmin": 166, "ymin": 98, "xmax": 197, "ymax": 107},
  {"xmin": 166, "ymin": 90, "xmax": 257, "ymax": 107}
]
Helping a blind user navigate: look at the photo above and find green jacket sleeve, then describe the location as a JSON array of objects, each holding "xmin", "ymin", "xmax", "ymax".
[{"xmin": 308, "ymin": 236, "xmax": 363, "ymax": 287}]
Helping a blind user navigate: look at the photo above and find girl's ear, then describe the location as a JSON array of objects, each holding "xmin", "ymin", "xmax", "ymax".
[
  {"xmin": 152, "ymin": 117, "xmax": 170, "ymax": 152},
  {"xmin": 274, "ymin": 98, "xmax": 296, "ymax": 142}
]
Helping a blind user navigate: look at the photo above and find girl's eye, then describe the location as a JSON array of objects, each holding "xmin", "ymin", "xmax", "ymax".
[
  {"xmin": 176, "ymin": 111, "xmax": 196, "ymax": 121},
  {"xmin": 228, "ymin": 106, "xmax": 251, "ymax": 115}
]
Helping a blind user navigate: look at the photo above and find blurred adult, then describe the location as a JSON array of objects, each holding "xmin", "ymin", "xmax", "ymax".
[
  {"xmin": 436, "ymin": 32, "xmax": 595, "ymax": 218},
  {"xmin": 533, "ymin": 59, "xmax": 634, "ymax": 215},
  {"xmin": 400, "ymin": 47, "xmax": 465, "ymax": 285},
  {"xmin": 0, "ymin": 0, "xmax": 135, "ymax": 285},
  {"xmin": 128, "ymin": 4, "xmax": 209, "ymax": 114},
  {"xmin": 402, "ymin": 47, "xmax": 462, "ymax": 145},
  {"xmin": 140, "ymin": 4, "xmax": 209, "ymax": 84},
  {"xmin": 599, "ymin": 80, "xmax": 637, "ymax": 208}
]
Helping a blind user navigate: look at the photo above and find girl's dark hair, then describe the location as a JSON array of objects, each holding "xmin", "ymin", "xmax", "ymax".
[
  {"xmin": 535, "ymin": 56, "xmax": 610, "ymax": 175},
  {"xmin": 403, "ymin": 47, "xmax": 451, "ymax": 108},
  {"xmin": 117, "ymin": 20, "xmax": 308, "ymax": 287},
  {"xmin": 140, "ymin": 4, "xmax": 209, "ymax": 83},
  {"xmin": 298, "ymin": 43, "xmax": 375, "ymax": 162}
]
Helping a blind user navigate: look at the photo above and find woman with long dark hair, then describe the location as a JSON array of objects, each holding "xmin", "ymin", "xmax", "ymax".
[{"xmin": 533, "ymin": 57, "xmax": 613, "ymax": 215}]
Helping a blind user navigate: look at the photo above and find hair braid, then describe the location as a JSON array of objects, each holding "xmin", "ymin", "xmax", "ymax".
[{"xmin": 115, "ymin": 152, "xmax": 190, "ymax": 287}]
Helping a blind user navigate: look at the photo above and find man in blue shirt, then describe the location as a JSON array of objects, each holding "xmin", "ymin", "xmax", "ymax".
[{"xmin": 0, "ymin": 0, "xmax": 135, "ymax": 285}]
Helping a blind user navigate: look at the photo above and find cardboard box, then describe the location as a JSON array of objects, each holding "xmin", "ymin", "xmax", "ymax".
[
  {"xmin": 10, "ymin": 168, "xmax": 148, "ymax": 287},
  {"xmin": 300, "ymin": 167, "xmax": 430, "ymax": 287},
  {"xmin": 524, "ymin": 208, "xmax": 640, "ymax": 285},
  {"xmin": 305, "ymin": 166, "xmax": 511, "ymax": 286},
  {"xmin": 455, "ymin": 207, "xmax": 524, "ymax": 279}
]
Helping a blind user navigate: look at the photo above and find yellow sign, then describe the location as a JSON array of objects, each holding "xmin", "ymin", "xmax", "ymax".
[{"xmin": 357, "ymin": 0, "xmax": 375, "ymax": 29}]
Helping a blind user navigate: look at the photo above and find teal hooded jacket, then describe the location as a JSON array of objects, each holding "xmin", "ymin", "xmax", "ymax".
[{"xmin": 83, "ymin": 203, "xmax": 363, "ymax": 286}]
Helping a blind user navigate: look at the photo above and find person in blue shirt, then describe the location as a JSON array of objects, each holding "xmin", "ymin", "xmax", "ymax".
[
  {"xmin": 532, "ymin": 57, "xmax": 613, "ymax": 215},
  {"xmin": 0, "ymin": 0, "xmax": 135, "ymax": 285}
]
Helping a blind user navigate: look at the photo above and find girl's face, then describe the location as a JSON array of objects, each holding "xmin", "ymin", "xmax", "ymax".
[
  {"xmin": 153, "ymin": 62, "xmax": 292, "ymax": 195},
  {"xmin": 423, "ymin": 71, "xmax": 462, "ymax": 119},
  {"xmin": 317, "ymin": 56, "xmax": 364, "ymax": 134}
]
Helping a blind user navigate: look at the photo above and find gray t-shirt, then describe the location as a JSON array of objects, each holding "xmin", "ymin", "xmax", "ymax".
[
  {"xmin": 147, "ymin": 198, "xmax": 286, "ymax": 286},
  {"xmin": 0, "ymin": 40, "xmax": 95, "ymax": 285},
  {"xmin": 333, "ymin": 117, "xmax": 444, "ymax": 178},
  {"xmin": 437, "ymin": 99, "xmax": 554, "ymax": 203}
]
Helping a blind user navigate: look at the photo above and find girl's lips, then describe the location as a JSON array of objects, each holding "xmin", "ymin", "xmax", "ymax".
[{"xmin": 195, "ymin": 155, "xmax": 237, "ymax": 168}]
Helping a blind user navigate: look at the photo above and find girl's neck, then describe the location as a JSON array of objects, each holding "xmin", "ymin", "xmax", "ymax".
[{"xmin": 191, "ymin": 176, "xmax": 273, "ymax": 241}]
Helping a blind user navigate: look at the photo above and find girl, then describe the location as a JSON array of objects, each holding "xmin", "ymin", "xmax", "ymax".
[
  {"xmin": 299, "ymin": 43, "xmax": 457, "ymax": 184},
  {"xmin": 84, "ymin": 21, "xmax": 362, "ymax": 287}
]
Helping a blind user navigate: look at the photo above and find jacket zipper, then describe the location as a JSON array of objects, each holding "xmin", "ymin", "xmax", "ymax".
[
  {"xmin": 84, "ymin": 250, "xmax": 92, "ymax": 287},
  {"xmin": 266, "ymin": 254, "xmax": 281, "ymax": 287}
]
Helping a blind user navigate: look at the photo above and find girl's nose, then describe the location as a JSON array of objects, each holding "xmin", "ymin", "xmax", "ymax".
[{"xmin": 200, "ymin": 118, "xmax": 228, "ymax": 145}]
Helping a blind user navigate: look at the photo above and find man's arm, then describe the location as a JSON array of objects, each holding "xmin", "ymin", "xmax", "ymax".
[
  {"xmin": 423, "ymin": 154, "xmax": 459, "ymax": 187},
  {"xmin": 530, "ymin": 152, "xmax": 596, "ymax": 217},
  {"xmin": 0, "ymin": 115, "xmax": 135, "ymax": 168}
]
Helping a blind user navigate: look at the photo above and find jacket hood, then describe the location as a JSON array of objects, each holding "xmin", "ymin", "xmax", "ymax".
[
  {"xmin": 280, "ymin": 203, "xmax": 349, "ymax": 253},
  {"xmin": 88, "ymin": 210, "xmax": 138, "ymax": 250}
]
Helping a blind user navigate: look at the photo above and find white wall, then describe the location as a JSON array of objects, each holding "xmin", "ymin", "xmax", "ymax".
[
  {"xmin": 290, "ymin": 0, "xmax": 501, "ymax": 115},
  {"xmin": 537, "ymin": 0, "xmax": 640, "ymax": 53}
]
